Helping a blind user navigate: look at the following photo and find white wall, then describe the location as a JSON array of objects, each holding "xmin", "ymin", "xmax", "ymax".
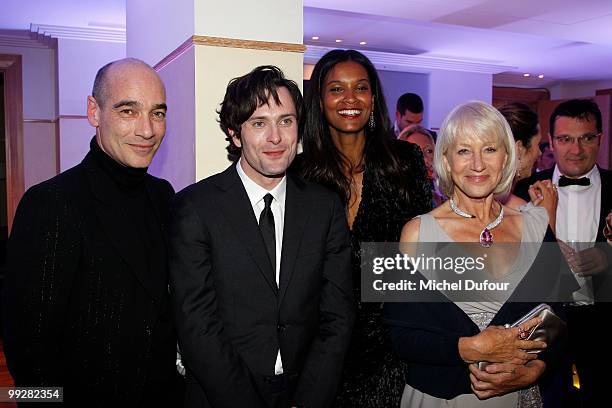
[
  {"xmin": 549, "ymin": 79, "xmax": 612, "ymax": 100},
  {"xmin": 378, "ymin": 70, "xmax": 429, "ymax": 128},
  {"xmin": 56, "ymin": 38, "xmax": 126, "ymax": 116},
  {"xmin": 195, "ymin": 0, "xmax": 302, "ymax": 44},
  {"xmin": 428, "ymin": 70, "xmax": 492, "ymax": 129},
  {"xmin": 55, "ymin": 38, "xmax": 125, "ymax": 171},
  {"xmin": 149, "ymin": 47, "xmax": 196, "ymax": 192},
  {"xmin": 58, "ymin": 119, "xmax": 92, "ymax": 172},
  {"xmin": 126, "ymin": 0, "xmax": 194, "ymax": 66},
  {"xmin": 23, "ymin": 122, "xmax": 57, "ymax": 186},
  {"xmin": 0, "ymin": 45, "xmax": 55, "ymax": 119}
]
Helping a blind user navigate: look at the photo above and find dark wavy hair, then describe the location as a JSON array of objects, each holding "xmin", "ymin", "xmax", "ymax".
[
  {"xmin": 301, "ymin": 49, "xmax": 410, "ymax": 204},
  {"xmin": 218, "ymin": 65, "xmax": 303, "ymax": 161},
  {"xmin": 498, "ymin": 102, "xmax": 539, "ymax": 149}
]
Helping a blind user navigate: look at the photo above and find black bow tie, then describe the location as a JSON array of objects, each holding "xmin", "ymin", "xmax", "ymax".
[{"xmin": 558, "ymin": 176, "xmax": 590, "ymax": 187}]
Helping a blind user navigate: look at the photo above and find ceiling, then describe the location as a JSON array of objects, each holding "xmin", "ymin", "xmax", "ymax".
[{"xmin": 2, "ymin": 0, "xmax": 612, "ymax": 87}]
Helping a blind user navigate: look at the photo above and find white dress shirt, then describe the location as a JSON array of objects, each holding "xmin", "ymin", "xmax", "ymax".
[
  {"xmin": 236, "ymin": 161, "xmax": 286, "ymax": 374},
  {"xmin": 553, "ymin": 165, "xmax": 601, "ymax": 304}
]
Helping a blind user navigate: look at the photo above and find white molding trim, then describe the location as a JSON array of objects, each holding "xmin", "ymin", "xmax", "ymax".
[
  {"xmin": 30, "ymin": 24, "xmax": 126, "ymax": 44},
  {"xmin": 0, "ymin": 30, "xmax": 49, "ymax": 49},
  {"xmin": 305, "ymin": 45, "xmax": 515, "ymax": 74}
]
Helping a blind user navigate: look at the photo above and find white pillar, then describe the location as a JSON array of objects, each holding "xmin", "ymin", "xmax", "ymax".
[{"xmin": 127, "ymin": 0, "xmax": 304, "ymax": 191}]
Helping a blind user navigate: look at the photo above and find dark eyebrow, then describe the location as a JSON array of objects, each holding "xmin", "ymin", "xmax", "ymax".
[
  {"xmin": 326, "ymin": 78, "xmax": 370, "ymax": 85},
  {"xmin": 556, "ymin": 132, "xmax": 597, "ymax": 137},
  {"xmin": 249, "ymin": 113, "xmax": 296, "ymax": 121},
  {"xmin": 112, "ymin": 100, "xmax": 141, "ymax": 109},
  {"xmin": 112, "ymin": 100, "xmax": 167, "ymax": 111}
]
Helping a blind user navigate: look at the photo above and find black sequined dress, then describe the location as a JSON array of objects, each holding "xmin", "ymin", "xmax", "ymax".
[{"xmin": 334, "ymin": 140, "xmax": 433, "ymax": 407}]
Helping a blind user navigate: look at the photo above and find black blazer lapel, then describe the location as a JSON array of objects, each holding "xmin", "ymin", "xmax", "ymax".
[
  {"xmin": 514, "ymin": 168, "xmax": 553, "ymax": 201},
  {"xmin": 597, "ymin": 167, "xmax": 611, "ymax": 242},
  {"xmin": 215, "ymin": 166, "xmax": 278, "ymax": 295},
  {"xmin": 144, "ymin": 178, "xmax": 170, "ymax": 249},
  {"xmin": 278, "ymin": 174, "xmax": 309, "ymax": 304}
]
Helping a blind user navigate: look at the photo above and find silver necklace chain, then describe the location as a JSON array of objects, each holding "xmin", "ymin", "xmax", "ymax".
[{"xmin": 449, "ymin": 197, "xmax": 504, "ymax": 231}]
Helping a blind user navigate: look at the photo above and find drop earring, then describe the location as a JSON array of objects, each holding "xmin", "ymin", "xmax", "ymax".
[{"xmin": 369, "ymin": 111, "xmax": 375, "ymax": 130}]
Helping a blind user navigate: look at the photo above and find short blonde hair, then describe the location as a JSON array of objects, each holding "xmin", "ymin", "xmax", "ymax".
[
  {"xmin": 398, "ymin": 125, "xmax": 435, "ymax": 143},
  {"xmin": 434, "ymin": 101, "xmax": 516, "ymax": 198}
]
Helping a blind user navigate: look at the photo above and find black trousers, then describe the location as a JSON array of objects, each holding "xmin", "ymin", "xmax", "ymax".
[
  {"xmin": 565, "ymin": 304, "xmax": 610, "ymax": 408},
  {"xmin": 182, "ymin": 370, "xmax": 298, "ymax": 408},
  {"xmin": 253, "ymin": 373, "xmax": 298, "ymax": 408}
]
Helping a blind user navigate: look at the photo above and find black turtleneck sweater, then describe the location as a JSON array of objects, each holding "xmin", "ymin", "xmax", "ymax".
[
  {"xmin": 89, "ymin": 138, "xmax": 166, "ymax": 290},
  {"xmin": 5, "ymin": 136, "xmax": 178, "ymax": 405},
  {"xmin": 89, "ymin": 138, "xmax": 175, "ymax": 396}
]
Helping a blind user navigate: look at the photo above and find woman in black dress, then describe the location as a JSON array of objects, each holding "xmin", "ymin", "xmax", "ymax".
[{"xmin": 298, "ymin": 49, "xmax": 432, "ymax": 407}]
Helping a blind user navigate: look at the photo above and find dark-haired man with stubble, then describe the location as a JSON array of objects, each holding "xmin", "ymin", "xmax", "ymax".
[
  {"xmin": 3, "ymin": 58, "xmax": 180, "ymax": 405},
  {"xmin": 169, "ymin": 66, "xmax": 354, "ymax": 408},
  {"xmin": 394, "ymin": 92, "xmax": 424, "ymax": 137}
]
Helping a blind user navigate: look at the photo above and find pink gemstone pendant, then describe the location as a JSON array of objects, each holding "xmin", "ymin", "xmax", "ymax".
[{"xmin": 479, "ymin": 228, "xmax": 493, "ymax": 248}]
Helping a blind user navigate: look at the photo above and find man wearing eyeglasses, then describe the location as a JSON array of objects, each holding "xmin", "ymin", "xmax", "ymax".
[{"xmin": 515, "ymin": 98, "xmax": 611, "ymax": 407}]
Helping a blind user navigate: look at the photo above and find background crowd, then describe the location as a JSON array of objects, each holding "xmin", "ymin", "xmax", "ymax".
[{"xmin": 2, "ymin": 49, "xmax": 611, "ymax": 408}]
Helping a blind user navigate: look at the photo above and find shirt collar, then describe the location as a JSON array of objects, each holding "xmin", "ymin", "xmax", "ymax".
[
  {"xmin": 236, "ymin": 160, "xmax": 287, "ymax": 207},
  {"xmin": 553, "ymin": 164, "xmax": 600, "ymax": 188}
]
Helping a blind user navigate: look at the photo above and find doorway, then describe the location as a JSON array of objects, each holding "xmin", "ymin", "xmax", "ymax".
[
  {"xmin": 0, "ymin": 53, "xmax": 24, "ymax": 390},
  {"xmin": 0, "ymin": 72, "xmax": 7, "ymax": 275}
]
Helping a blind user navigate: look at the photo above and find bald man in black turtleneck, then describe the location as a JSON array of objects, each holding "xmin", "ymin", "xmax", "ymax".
[{"xmin": 2, "ymin": 58, "xmax": 181, "ymax": 406}]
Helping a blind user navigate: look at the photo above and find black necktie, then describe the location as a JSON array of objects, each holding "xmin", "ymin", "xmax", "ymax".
[
  {"xmin": 259, "ymin": 193, "xmax": 276, "ymax": 271},
  {"xmin": 558, "ymin": 176, "xmax": 590, "ymax": 187}
]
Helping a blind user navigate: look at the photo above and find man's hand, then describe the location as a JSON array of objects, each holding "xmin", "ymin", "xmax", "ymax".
[
  {"xmin": 559, "ymin": 241, "xmax": 609, "ymax": 277},
  {"xmin": 469, "ymin": 359, "xmax": 546, "ymax": 399},
  {"xmin": 603, "ymin": 211, "xmax": 612, "ymax": 244}
]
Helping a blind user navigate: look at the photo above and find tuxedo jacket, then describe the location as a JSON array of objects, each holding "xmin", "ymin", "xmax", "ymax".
[
  {"xmin": 514, "ymin": 166, "xmax": 611, "ymax": 242},
  {"xmin": 169, "ymin": 165, "xmax": 355, "ymax": 408},
  {"xmin": 2, "ymin": 149, "xmax": 177, "ymax": 405},
  {"xmin": 514, "ymin": 166, "xmax": 612, "ymax": 301}
]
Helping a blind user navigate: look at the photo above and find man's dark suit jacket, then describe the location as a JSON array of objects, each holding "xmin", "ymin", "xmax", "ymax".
[
  {"xmin": 169, "ymin": 165, "xmax": 355, "ymax": 408},
  {"xmin": 2, "ymin": 146, "xmax": 177, "ymax": 405},
  {"xmin": 514, "ymin": 166, "xmax": 612, "ymax": 301},
  {"xmin": 514, "ymin": 166, "xmax": 611, "ymax": 242}
]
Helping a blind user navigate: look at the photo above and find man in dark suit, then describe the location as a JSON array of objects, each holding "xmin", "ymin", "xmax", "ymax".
[
  {"xmin": 169, "ymin": 66, "xmax": 354, "ymax": 408},
  {"xmin": 515, "ymin": 98, "xmax": 611, "ymax": 407},
  {"xmin": 2, "ymin": 58, "xmax": 180, "ymax": 405}
]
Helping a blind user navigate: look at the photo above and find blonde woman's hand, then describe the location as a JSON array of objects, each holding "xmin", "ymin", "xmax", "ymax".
[
  {"xmin": 458, "ymin": 317, "xmax": 546, "ymax": 365},
  {"xmin": 469, "ymin": 359, "xmax": 546, "ymax": 399},
  {"xmin": 528, "ymin": 180, "xmax": 558, "ymax": 232}
]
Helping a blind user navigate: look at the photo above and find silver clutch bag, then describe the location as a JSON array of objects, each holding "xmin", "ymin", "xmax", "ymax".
[
  {"xmin": 510, "ymin": 303, "xmax": 566, "ymax": 351},
  {"xmin": 477, "ymin": 303, "xmax": 566, "ymax": 370}
]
